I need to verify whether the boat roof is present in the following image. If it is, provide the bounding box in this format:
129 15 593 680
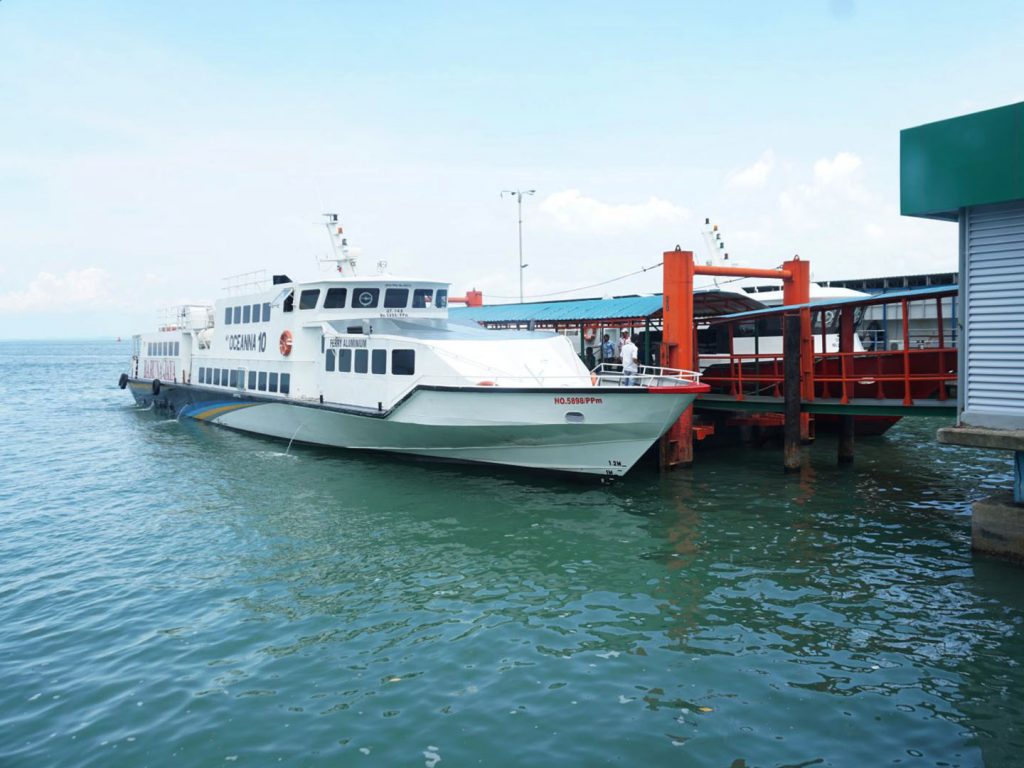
449 289 763 325
707 284 958 324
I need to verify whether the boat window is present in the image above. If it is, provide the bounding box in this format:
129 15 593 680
299 289 320 310
339 349 352 372
213 368 221 386
233 306 242 324
392 350 415 375
435 289 448 308
174 342 179 357
352 288 380 309
372 349 386 374
412 289 433 308
262 302 271 321
269 372 279 393
354 349 368 373
324 287 348 309
248 370 256 389
384 288 409 308
280 373 290 395
229 369 238 388
252 303 261 322
325 349 336 372
225 308 232 325
243 305 251 323
198 366 205 383
258 371 267 391
221 368 229 385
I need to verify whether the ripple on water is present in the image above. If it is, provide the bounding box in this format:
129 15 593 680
0 341 1022 766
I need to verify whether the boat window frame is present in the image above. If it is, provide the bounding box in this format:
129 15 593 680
412 289 433 308
325 349 336 372
435 289 448 308
384 288 409 309
248 370 256 389
339 349 352 372
324 287 348 309
233 306 242 324
225 308 232 326
280 373 290 395
371 349 386 374
299 289 321 311
392 349 415 375
262 302 271 322
352 288 380 310
354 348 368 373
258 371 267 391
269 372 279 393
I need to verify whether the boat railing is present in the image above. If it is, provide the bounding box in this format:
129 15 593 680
387 364 702 398
590 363 703 388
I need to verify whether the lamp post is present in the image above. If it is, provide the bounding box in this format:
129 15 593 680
501 189 535 303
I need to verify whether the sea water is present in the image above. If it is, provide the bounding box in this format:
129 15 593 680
1 340 1022 766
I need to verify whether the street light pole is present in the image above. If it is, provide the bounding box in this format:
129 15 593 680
502 189 535 303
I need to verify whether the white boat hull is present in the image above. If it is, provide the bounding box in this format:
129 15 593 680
129 381 703 477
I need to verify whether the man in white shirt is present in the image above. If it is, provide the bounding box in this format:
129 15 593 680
620 332 639 386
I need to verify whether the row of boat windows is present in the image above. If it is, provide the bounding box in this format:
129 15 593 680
325 348 416 376
198 366 291 394
295 287 448 312
147 342 180 357
224 302 272 326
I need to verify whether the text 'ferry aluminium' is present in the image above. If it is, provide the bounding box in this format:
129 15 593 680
119 216 708 477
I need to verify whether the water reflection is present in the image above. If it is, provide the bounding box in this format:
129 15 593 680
4 340 1024 766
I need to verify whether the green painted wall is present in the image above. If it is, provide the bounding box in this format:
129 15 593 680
901 102 1024 220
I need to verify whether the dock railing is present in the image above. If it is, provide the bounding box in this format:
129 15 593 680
700 347 956 406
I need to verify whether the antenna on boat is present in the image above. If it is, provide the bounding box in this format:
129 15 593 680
700 217 729 287
320 213 358 276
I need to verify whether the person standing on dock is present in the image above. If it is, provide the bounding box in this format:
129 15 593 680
621 332 639 385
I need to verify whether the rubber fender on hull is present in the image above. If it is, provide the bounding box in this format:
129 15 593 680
118 373 128 389
152 379 161 395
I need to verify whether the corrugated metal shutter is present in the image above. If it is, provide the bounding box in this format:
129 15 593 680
963 203 1024 429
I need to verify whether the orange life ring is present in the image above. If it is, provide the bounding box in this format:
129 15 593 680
279 330 293 356
583 325 597 342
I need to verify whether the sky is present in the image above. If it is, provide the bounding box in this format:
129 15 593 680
2 0 1023 338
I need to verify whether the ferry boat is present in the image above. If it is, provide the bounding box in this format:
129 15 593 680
118 216 708 477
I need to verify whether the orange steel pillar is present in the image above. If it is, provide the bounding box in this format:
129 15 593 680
781 258 813 442
660 248 695 468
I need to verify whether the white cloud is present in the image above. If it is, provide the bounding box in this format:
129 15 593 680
539 189 689 234
0 268 110 313
727 150 775 189
813 151 862 185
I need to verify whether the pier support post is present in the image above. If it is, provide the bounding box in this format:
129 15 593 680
659 248 695 469
783 313 803 472
838 416 855 463
837 306 855 464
